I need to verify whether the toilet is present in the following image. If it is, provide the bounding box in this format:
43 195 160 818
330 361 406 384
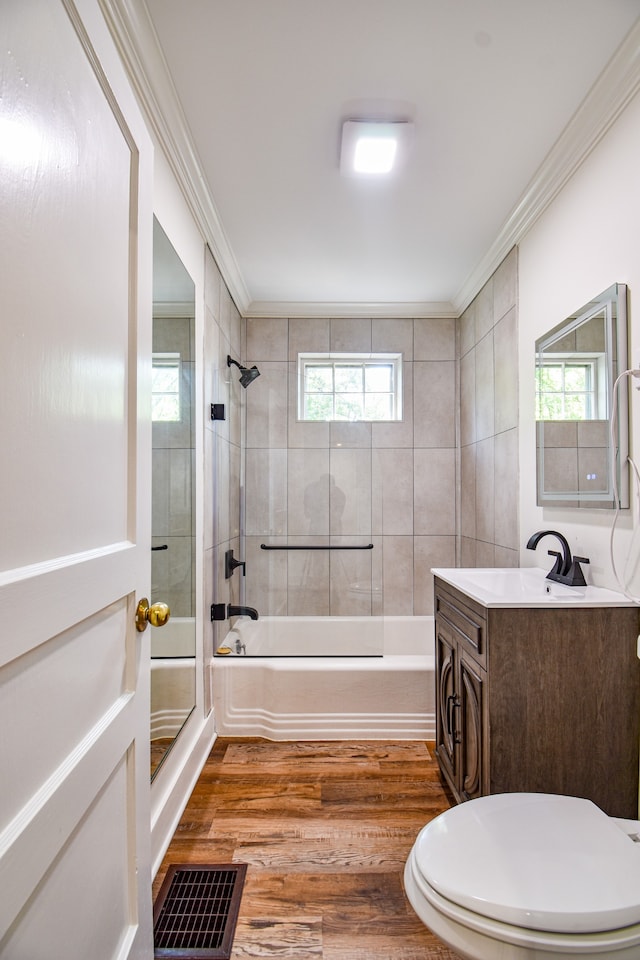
404 792 640 960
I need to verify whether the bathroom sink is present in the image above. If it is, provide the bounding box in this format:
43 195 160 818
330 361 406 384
431 567 634 608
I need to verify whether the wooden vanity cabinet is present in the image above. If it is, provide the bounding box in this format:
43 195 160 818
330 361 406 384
434 577 640 818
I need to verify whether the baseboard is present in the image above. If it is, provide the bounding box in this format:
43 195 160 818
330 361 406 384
150 709 216 877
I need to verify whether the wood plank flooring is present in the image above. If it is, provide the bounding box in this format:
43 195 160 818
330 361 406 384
153 739 463 959
150 737 174 778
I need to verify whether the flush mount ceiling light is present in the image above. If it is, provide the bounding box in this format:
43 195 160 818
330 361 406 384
340 120 413 177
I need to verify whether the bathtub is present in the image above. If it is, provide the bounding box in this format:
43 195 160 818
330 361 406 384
150 616 196 658
212 616 435 740
151 617 196 739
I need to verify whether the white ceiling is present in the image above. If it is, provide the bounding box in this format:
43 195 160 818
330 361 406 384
126 0 640 316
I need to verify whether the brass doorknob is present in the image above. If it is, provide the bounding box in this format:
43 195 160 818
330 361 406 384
135 597 171 632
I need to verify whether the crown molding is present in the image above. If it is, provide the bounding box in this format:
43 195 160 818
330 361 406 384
99 0 251 313
452 16 640 316
152 301 194 319
244 300 456 319
101 1 640 321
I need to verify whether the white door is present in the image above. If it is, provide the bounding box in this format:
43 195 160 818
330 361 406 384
0 1 154 957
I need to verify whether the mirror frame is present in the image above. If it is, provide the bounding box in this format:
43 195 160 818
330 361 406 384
535 282 629 509
150 216 197 781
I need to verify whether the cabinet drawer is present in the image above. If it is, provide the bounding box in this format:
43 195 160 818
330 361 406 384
435 586 486 665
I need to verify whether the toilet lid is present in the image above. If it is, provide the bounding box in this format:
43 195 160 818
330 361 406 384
413 793 640 934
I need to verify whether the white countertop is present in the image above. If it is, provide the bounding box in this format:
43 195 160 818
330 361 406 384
431 567 637 608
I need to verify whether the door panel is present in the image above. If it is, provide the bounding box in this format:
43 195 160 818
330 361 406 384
0 1 153 956
460 653 485 802
1 757 135 960
1 0 133 570
435 625 457 786
0 598 129 826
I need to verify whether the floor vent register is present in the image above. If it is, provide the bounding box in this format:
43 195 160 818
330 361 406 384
153 863 247 959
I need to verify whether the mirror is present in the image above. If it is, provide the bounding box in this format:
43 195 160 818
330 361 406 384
150 217 196 779
535 283 629 509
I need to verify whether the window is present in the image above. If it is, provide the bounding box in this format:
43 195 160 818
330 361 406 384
298 353 402 421
535 358 599 420
152 353 181 422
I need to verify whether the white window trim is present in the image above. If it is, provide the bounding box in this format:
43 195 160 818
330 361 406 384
297 352 403 422
536 352 605 421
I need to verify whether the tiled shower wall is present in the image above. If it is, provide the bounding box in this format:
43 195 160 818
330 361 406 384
458 247 519 565
151 315 195 617
204 245 519 634
243 316 458 616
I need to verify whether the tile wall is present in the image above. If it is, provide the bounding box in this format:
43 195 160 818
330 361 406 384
537 420 609 507
243 316 458 616
204 245 520 633
151 315 195 617
458 247 520 565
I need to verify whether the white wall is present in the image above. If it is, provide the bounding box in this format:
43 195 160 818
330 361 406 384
153 152 205 294
518 90 640 593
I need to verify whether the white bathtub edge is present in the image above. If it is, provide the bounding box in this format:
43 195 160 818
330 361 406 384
213 651 436 741
214 710 435 741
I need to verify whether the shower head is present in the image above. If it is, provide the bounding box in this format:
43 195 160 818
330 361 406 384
227 355 261 388
239 365 260 388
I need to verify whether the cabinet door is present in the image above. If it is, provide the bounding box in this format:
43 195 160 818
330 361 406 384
459 652 486 802
435 622 458 790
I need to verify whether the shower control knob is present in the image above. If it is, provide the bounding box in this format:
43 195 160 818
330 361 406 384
135 597 171 632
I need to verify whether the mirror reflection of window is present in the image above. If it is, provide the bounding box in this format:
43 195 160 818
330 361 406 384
536 358 600 420
152 352 181 422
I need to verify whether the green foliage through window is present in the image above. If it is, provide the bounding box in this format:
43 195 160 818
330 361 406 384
536 360 596 420
152 353 181 422
299 354 402 421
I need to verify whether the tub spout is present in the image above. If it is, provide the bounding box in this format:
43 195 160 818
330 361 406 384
227 604 259 621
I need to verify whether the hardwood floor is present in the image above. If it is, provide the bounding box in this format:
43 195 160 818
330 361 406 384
153 739 463 959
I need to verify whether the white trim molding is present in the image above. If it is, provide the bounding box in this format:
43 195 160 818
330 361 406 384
99 0 251 313
152 301 195 319
244 299 457 319
101 2 640 320
453 17 640 315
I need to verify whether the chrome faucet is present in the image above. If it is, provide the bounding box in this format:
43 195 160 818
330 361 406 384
227 603 259 620
526 530 590 587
